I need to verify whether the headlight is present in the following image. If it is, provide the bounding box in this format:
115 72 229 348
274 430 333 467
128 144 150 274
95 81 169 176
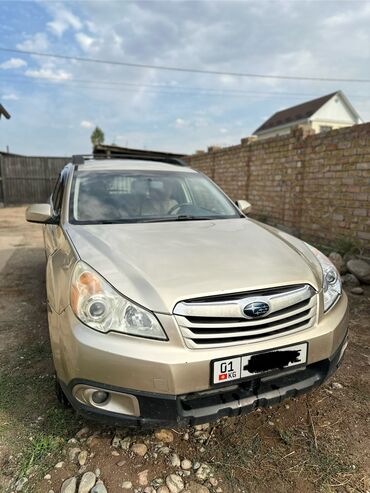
305 244 342 312
70 261 167 340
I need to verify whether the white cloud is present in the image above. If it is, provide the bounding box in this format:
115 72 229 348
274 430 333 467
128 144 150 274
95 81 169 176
17 32 49 51
323 3 370 27
80 120 95 129
0 58 27 69
25 67 72 81
174 118 187 128
75 32 95 51
219 128 228 134
4 1 370 156
47 7 82 36
2 93 19 101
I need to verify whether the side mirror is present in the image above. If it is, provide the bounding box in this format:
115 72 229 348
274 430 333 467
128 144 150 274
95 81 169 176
236 199 252 215
25 203 54 224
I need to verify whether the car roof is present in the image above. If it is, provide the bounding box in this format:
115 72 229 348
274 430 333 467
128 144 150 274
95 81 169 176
76 159 197 173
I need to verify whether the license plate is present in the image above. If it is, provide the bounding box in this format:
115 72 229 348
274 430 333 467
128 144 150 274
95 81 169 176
211 342 308 385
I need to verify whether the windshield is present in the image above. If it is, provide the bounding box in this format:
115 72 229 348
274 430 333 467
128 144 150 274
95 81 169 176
70 170 241 224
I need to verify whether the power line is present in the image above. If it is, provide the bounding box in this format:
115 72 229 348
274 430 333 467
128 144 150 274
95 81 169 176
0 74 368 102
1 47 370 83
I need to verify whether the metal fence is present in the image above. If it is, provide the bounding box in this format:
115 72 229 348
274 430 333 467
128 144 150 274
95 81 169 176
0 154 71 205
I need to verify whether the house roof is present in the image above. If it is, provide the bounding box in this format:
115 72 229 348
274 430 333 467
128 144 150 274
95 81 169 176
254 92 338 134
0 104 11 119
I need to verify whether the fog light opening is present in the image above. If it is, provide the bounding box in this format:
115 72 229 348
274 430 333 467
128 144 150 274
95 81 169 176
92 390 109 404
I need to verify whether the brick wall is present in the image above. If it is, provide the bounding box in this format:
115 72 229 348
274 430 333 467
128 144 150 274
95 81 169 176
186 123 370 248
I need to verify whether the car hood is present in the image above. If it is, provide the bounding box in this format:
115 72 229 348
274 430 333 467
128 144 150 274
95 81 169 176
65 218 322 313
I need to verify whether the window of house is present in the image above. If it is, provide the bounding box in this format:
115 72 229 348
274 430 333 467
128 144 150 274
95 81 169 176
319 125 332 133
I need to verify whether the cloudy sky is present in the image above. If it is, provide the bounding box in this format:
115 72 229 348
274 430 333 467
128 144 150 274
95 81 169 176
0 0 369 156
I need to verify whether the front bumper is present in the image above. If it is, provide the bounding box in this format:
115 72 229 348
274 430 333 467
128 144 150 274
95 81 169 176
60 329 348 427
52 292 349 427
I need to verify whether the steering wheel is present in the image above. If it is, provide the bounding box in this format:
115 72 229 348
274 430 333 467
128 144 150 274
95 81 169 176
167 203 190 215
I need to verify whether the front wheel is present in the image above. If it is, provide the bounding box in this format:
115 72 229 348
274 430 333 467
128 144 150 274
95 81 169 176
55 376 71 408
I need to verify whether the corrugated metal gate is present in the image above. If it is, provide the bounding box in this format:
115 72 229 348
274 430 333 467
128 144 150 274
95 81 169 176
0 154 70 205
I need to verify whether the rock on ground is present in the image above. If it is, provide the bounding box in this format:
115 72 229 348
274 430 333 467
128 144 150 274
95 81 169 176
166 474 184 493
181 459 192 470
122 481 133 489
185 481 210 493
91 481 107 493
68 448 81 462
351 286 364 295
78 472 96 493
195 464 212 481
78 450 88 466
157 487 170 493
76 427 89 439
194 423 210 431
329 252 345 274
170 453 181 467
347 259 370 284
61 477 77 493
15 478 28 492
121 437 132 450
138 469 149 486
341 273 360 287
155 429 174 443
131 443 148 456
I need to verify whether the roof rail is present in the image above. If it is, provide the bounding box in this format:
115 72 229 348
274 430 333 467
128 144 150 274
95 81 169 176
72 154 90 165
95 152 187 166
72 152 187 167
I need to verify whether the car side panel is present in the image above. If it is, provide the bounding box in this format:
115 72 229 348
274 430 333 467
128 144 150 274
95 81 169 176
46 227 77 314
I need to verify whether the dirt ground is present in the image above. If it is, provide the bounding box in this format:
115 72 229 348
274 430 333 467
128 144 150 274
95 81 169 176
0 206 369 493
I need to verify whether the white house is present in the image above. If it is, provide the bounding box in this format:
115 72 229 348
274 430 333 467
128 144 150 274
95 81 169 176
253 91 363 140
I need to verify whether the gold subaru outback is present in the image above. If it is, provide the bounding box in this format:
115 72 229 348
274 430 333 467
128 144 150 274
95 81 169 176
26 154 348 427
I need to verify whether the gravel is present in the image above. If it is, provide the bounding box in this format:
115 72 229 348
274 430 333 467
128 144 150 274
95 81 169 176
181 459 192 470
165 474 185 493
78 472 96 493
60 477 77 493
122 481 133 489
195 464 212 481
170 453 181 467
155 430 174 443
131 443 148 457
78 450 88 466
91 481 107 493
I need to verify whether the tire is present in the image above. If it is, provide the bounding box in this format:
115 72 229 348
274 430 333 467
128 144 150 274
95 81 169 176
55 376 71 408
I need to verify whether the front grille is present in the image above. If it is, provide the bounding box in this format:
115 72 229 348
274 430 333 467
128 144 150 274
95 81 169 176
173 284 317 349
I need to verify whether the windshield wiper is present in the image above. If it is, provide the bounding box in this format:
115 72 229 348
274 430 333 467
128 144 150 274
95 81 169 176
86 216 228 225
140 215 219 223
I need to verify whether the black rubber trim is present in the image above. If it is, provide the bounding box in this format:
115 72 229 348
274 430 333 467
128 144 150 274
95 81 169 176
60 331 347 428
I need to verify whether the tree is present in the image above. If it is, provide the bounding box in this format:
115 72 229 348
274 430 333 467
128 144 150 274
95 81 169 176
90 126 105 147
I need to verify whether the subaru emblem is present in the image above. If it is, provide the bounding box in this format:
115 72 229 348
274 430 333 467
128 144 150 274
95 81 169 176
244 301 270 318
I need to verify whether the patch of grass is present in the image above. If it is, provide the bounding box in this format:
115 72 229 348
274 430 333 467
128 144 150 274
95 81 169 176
277 428 293 446
332 237 361 258
0 371 52 416
17 432 64 479
19 341 51 363
0 339 80 490
308 445 351 489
